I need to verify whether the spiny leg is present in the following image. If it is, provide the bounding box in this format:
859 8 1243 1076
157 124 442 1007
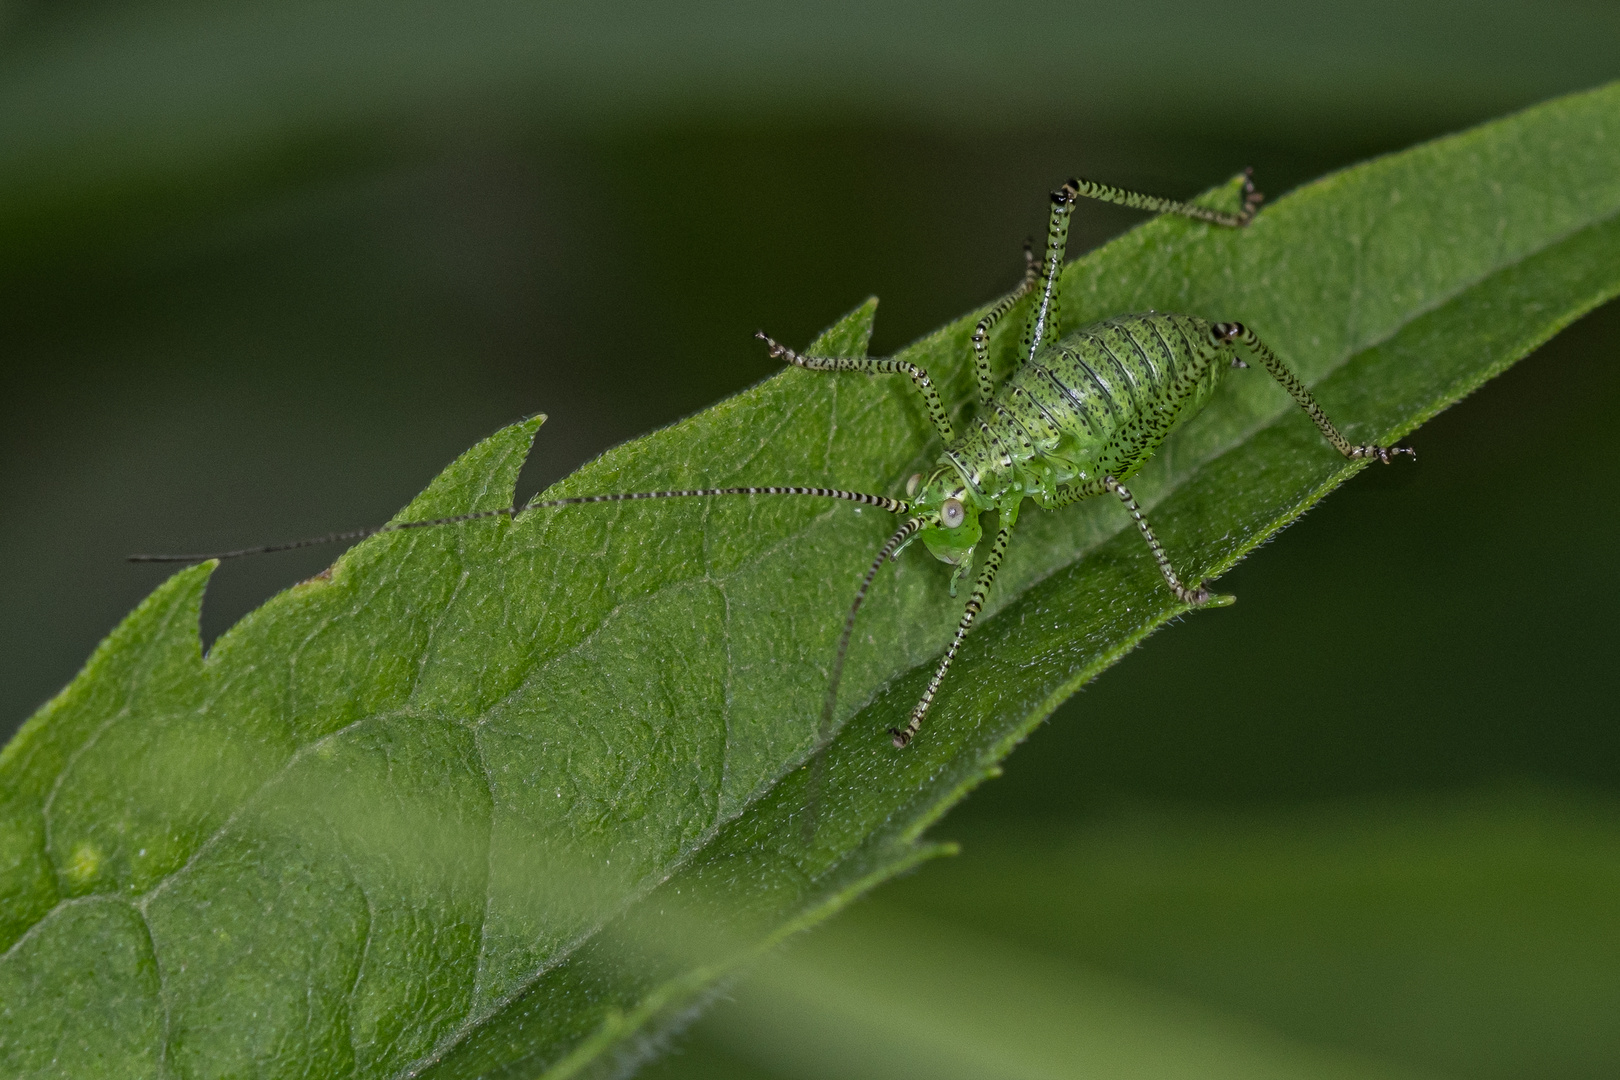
1018 182 1077 367
1214 322 1415 463
1007 170 1260 385
971 241 1038 406
891 522 1014 748
1046 476 1211 605
757 332 956 444
1071 169 1264 228
1104 476 1210 605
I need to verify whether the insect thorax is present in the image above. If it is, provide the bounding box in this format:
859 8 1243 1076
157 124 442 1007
941 312 1228 505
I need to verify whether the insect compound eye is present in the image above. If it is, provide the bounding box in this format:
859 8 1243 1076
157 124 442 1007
941 498 965 529
906 473 923 498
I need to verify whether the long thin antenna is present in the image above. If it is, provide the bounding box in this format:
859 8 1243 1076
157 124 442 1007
128 486 911 564
819 516 927 737
801 514 928 845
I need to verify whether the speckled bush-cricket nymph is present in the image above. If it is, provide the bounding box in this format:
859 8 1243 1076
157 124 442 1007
135 171 1413 749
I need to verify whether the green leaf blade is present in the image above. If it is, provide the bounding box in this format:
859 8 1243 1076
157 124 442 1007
5 83 1620 1077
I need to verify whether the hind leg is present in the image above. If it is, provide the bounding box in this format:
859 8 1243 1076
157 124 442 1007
1214 322 1415 463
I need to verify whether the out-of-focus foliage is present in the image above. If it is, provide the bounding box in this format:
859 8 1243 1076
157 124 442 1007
653 789 1620 1080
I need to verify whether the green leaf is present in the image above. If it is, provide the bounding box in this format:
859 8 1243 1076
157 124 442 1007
4 83 1619 1077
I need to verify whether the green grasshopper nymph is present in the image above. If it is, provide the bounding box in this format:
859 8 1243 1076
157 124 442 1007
134 171 1412 749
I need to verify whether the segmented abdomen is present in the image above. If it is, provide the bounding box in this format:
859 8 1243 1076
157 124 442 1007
944 312 1225 499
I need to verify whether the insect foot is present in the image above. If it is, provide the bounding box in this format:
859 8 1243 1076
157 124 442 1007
755 330 790 359
1176 583 1236 608
1350 444 1417 464
1179 582 1213 605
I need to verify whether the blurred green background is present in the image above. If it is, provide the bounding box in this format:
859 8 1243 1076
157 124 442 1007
2 3 1618 1078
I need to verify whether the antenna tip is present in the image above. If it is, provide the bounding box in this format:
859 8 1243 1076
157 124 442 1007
126 553 217 566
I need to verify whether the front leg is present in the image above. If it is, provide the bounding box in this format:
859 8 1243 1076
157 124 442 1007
757 332 956 444
892 521 1015 748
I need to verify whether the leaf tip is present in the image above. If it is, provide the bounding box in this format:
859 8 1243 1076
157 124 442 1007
810 297 880 358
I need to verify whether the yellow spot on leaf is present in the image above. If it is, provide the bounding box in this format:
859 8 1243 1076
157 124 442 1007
66 842 101 884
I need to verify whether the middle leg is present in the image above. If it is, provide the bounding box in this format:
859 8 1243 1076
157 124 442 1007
1105 476 1209 605
1047 476 1210 605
